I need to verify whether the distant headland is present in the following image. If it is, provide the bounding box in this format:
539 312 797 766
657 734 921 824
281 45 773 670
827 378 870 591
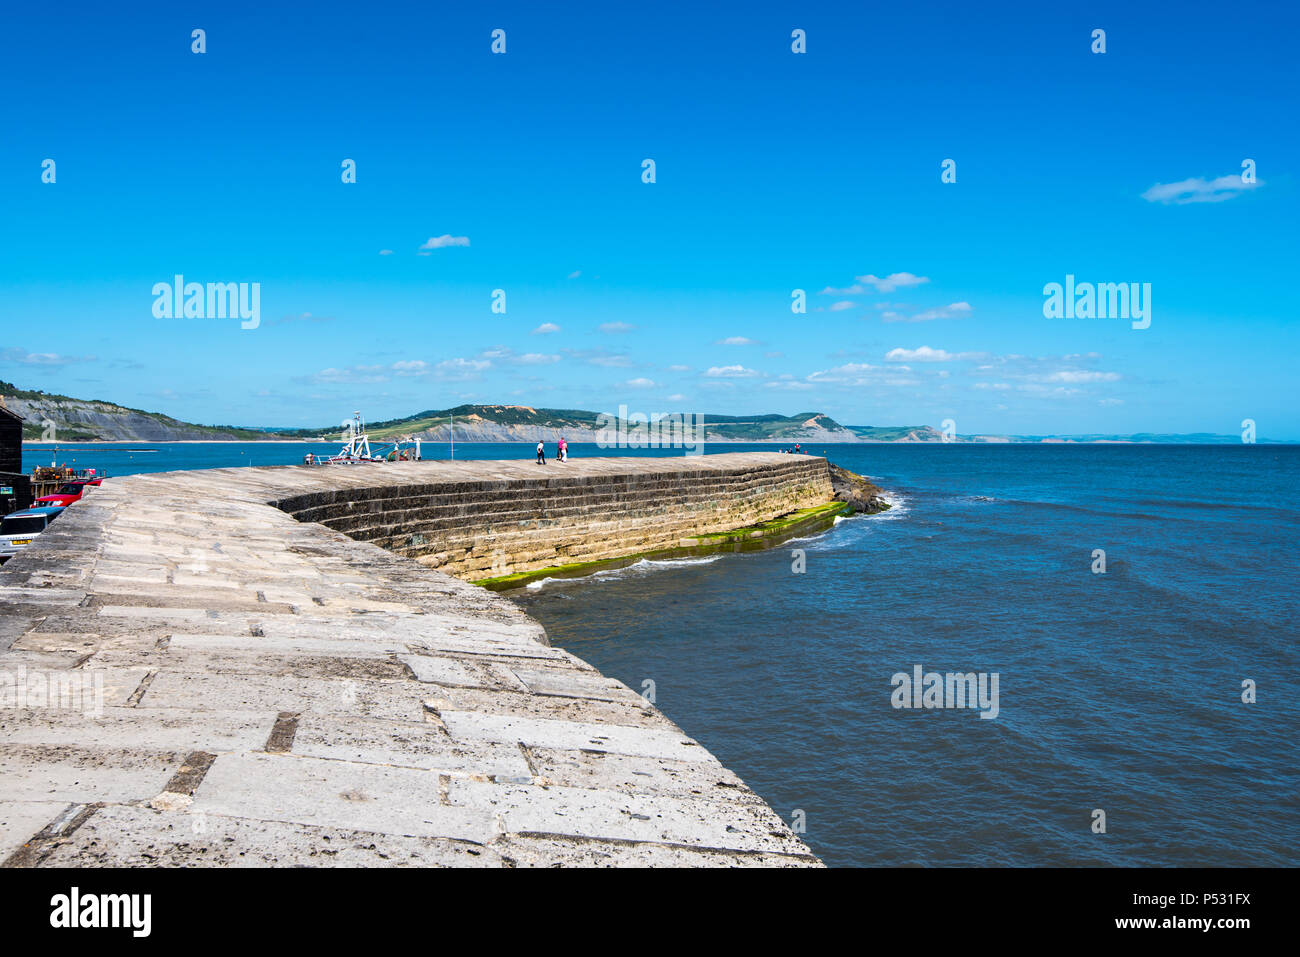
2 382 1279 445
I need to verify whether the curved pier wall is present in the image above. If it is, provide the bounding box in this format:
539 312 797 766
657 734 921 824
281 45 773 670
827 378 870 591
0 456 821 866
273 454 833 580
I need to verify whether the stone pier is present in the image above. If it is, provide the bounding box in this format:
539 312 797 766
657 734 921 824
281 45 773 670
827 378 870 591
276 451 834 581
0 453 826 867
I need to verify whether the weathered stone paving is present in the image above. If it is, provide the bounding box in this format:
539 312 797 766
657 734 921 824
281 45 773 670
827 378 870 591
0 454 821 867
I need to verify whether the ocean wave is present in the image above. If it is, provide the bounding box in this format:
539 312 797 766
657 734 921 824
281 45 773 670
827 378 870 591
824 489 911 527
524 577 563 591
937 493 998 509
525 554 724 590
805 493 911 552
869 489 910 520
629 555 725 569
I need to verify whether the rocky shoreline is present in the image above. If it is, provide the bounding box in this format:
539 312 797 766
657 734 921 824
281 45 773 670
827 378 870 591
828 463 892 514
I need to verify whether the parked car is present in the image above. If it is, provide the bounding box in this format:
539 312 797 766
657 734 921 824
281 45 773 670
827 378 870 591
0 506 66 563
34 477 102 508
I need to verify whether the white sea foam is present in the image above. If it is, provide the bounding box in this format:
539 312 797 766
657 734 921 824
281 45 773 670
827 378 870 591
827 489 910 525
946 493 997 508
626 555 724 569
871 489 909 520
786 526 835 545
525 554 724 590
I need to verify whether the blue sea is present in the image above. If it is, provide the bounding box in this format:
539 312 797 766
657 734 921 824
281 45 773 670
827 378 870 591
23 441 1299 866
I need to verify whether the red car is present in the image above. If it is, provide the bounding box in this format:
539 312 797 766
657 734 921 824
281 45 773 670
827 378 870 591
34 477 103 508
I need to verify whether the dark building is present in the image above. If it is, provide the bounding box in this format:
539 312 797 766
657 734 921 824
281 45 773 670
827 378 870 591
0 403 31 513
0 474 32 515
0 403 21 475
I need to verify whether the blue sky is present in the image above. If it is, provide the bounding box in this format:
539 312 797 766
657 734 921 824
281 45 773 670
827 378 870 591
1 1 1296 437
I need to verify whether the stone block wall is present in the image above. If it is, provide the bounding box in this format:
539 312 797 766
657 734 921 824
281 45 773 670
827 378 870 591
274 456 833 580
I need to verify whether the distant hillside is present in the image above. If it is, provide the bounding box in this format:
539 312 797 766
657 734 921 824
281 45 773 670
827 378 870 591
5 383 1266 444
280 405 948 444
4 384 940 443
0 381 272 442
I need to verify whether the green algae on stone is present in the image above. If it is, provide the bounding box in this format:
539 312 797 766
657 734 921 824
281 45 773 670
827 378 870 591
473 500 853 591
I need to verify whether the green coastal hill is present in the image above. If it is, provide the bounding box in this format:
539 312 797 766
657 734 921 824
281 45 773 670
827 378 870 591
276 406 942 444
3 382 1271 444
3 383 937 443
0 381 271 441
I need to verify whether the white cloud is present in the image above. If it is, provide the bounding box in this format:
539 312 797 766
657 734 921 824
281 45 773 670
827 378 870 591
417 234 470 252
306 364 391 385
966 353 1124 398
1141 174 1261 205
567 270 582 278
829 301 856 312
624 377 657 389
806 362 918 387
704 364 759 378
379 249 394 256
884 346 971 362
1016 384 1084 398
807 362 877 382
531 323 561 335
765 379 813 390
600 321 635 334
561 347 634 368
479 347 560 366
716 336 757 345
892 302 972 322
1 347 95 366
1042 370 1120 383
435 358 489 380
820 272 930 296
587 353 632 368
666 393 686 402
858 272 930 293
667 364 691 372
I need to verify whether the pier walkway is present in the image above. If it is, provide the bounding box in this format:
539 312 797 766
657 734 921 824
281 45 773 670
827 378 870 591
0 455 821 867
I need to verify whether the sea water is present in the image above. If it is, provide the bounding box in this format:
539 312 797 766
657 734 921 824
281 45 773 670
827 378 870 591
24 441 1298 865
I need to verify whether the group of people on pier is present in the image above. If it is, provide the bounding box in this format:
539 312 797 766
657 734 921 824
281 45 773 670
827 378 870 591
535 437 567 464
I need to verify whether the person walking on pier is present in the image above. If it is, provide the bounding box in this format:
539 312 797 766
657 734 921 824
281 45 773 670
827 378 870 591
558 436 568 462
536 440 546 465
